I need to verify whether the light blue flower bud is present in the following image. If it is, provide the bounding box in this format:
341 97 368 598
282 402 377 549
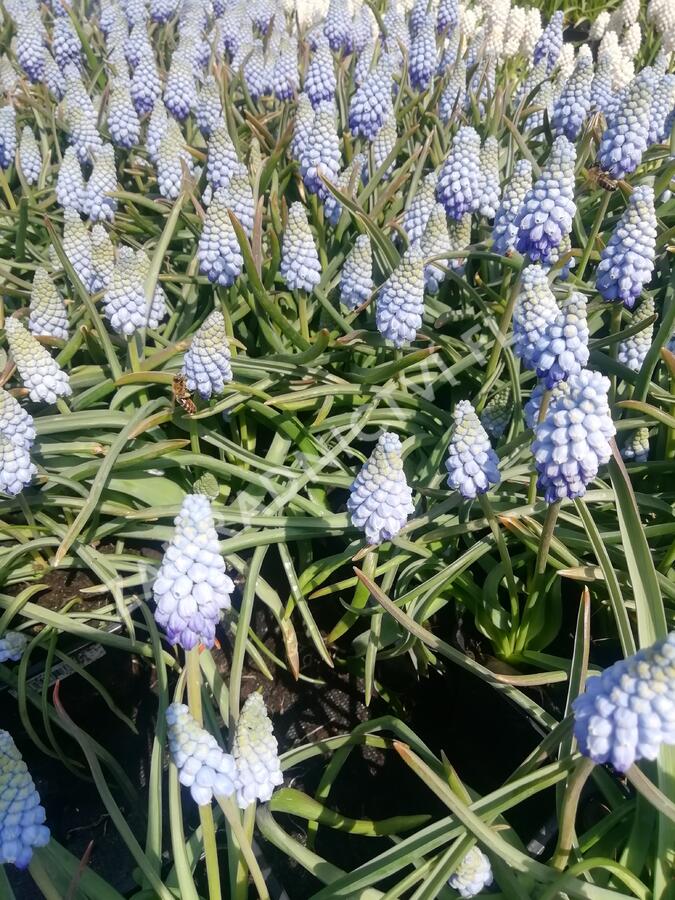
621 427 650 462
29 268 68 341
340 234 373 310
0 730 50 867
166 703 237 805
597 70 652 179
573 632 675 772
153 494 234 649
0 387 36 451
376 242 425 347
349 56 393 140
436 126 482 221
87 144 118 223
478 137 500 220
198 188 244 287
445 400 500 499
617 297 655 372
532 369 615 503
233 693 283 808
0 632 27 663
448 847 494 898
19 127 41 185
347 432 415 544
514 135 576 265
491 159 532 256
183 309 233 399
280 202 322 292
596 185 657 309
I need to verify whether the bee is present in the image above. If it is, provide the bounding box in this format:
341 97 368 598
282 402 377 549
172 373 196 415
587 164 619 192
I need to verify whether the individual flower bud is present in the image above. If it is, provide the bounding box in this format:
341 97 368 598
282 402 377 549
597 70 652 179
304 42 336 106
165 703 237 806
206 123 241 191
477 137 500 221
279 202 322 292
552 45 593 141
232 693 283 808
0 387 36 450
376 242 425 347
29 268 68 341
438 66 466 124
448 847 494 898
197 187 244 287
0 106 16 169
182 309 233 399
596 184 656 309
617 296 655 372
621 427 650 462
491 158 532 256
403 171 438 244
436 0 458 33
300 100 341 201
18 127 41 185
131 52 162 116
409 19 436 92
436 126 482 221
156 118 193 200
146 101 168 163
63 208 94 292
573 632 675 772
0 631 28 663
107 76 141 150
445 400 500 499
323 0 353 53
348 55 393 140
90 224 115 293
4 318 71 405
532 11 563 73
480 386 511 441
153 494 234 649
87 143 118 223
340 233 373 310
372 115 397 180
52 15 81 69
196 77 223 137
291 92 315 162
420 203 451 294
347 432 415 544
514 135 576 265
164 55 198 121
532 368 615 502
0 730 50 867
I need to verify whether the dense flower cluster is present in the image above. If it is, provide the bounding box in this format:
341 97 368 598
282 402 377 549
166 703 237 805
376 243 425 347
182 310 233 399
0 730 50 868
448 847 494 898
445 401 501 499
0 631 27 663
232 693 284 808
280 202 322 292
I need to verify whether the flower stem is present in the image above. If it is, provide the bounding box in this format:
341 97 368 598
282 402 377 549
550 756 596 870
485 269 520 382
216 794 270 900
575 191 610 283
478 493 519 630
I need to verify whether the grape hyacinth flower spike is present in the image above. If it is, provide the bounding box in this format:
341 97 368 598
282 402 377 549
409 19 436 92
0 730 50 868
514 135 576 265
206 124 241 192
0 106 17 170
617 297 655 372
536 291 590 387
347 432 415 545
420 203 451 294
480 386 511 441
182 309 233 399
29 268 69 341
512 265 560 373
0 387 36 451
156 118 193 200
0 631 28 663
87 144 118 223
436 126 482 221
90 224 115 293
340 234 373 310
448 847 494 898
551 44 594 141
478 136 500 221
0 434 37 497
19 127 41 185
279 202 322 293
376 242 425 347
232 693 283 808
491 159 532 257
63 208 94 292
621 427 650 462
403 170 438 244
573 632 675 772
304 42 336 107
348 56 393 141
166 703 237 805
153 494 234 650
596 184 656 309
197 187 244 287
532 369 615 503
532 10 563 73
4 318 71 405
445 401 501 500
103 246 149 336
597 70 652 179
